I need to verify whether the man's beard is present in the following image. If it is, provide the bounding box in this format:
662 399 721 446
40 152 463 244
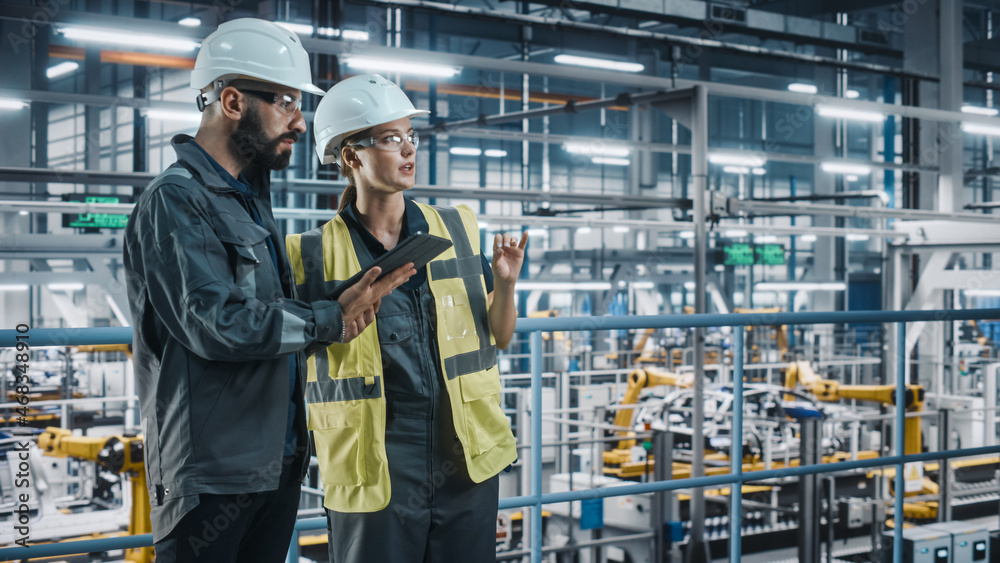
230 103 298 171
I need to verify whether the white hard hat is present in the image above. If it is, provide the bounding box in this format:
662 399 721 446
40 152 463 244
313 74 430 165
191 18 325 110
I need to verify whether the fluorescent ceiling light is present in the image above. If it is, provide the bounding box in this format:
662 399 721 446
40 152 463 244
275 22 314 35
714 265 726 272
59 26 199 51
964 289 1000 297
592 156 630 166
684 281 695 290
756 282 846 291
723 166 751 174
553 54 644 73
815 104 885 123
340 29 370 41
178 17 201 27
47 283 85 291
752 167 767 176
788 83 817 94
478 222 490 230
679 231 695 239
484 149 507 158
708 151 767 167
0 284 29 291
961 122 1000 137
47 61 79 79
845 174 859 182
143 109 202 123
576 226 592 235
632 281 655 289
18 210 29 216
613 225 630 233
344 57 460 78
563 143 630 157
517 281 612 291
846 233 870 241
845 90 860 99
526 228 549 238
754 235 778 243
800 234 817 242
962 105 999 117
449 147 481 156
0 98 29 110
821 161 871 175
725 230 749 238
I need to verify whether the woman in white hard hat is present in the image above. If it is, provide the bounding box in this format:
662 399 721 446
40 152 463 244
286 74 526 562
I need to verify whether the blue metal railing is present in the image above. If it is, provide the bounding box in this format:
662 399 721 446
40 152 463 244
3 308 1000 563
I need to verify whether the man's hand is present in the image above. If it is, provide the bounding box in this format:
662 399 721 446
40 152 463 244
337 263 416 342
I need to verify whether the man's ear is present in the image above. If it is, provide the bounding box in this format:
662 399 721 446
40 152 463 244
218 86 246 121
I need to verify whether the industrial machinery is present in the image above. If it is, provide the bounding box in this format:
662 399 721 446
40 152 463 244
37 427 151 563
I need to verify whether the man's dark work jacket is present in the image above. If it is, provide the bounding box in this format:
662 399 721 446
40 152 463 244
123 134 343 541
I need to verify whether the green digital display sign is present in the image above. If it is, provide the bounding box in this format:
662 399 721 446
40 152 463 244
62 195 130 229
755 244 786 265
723 243 754 266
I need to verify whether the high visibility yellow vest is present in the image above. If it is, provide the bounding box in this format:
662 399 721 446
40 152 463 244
286 203 517 513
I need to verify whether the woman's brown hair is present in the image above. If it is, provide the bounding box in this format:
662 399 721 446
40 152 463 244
336 128 373 214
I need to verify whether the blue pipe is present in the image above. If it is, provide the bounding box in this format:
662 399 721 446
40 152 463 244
730 327 744 561
894 323 905 563
530 330 543 563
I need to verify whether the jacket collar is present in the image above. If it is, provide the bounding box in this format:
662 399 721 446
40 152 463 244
170 134 271 199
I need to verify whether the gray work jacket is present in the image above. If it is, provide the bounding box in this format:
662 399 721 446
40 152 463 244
123 134 343 540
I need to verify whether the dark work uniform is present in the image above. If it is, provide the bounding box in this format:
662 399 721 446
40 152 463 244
326 198 500 563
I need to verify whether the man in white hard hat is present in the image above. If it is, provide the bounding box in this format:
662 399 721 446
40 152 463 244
123 20 414 562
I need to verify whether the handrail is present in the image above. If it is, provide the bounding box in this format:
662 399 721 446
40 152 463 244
2 308 999 562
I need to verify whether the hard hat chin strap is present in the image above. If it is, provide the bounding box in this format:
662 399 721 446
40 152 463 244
196 79 229 112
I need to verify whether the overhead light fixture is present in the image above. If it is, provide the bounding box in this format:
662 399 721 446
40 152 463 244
18 210 29 216
563 142 630 158
725 230 749 238
961 122 1000 137
964 289 1000 297
58 26 200 51
754 235 778 243
178 17 201 27
815 104 885 123
592 156 630 166
788 83 818 94
632 281 655 289
275 22 314 35
756 281 846 291
723 166 751 175
526 228 549 238
479 222 490 230
821 161 872 175
143 108 202 123
845 90 860 99
0 284 29 291
517 281 612 291
47 61 79 79
613 225 631 233
752 167 767 176
0 98 29 110
344 57 460 78
845 174 859 182
553 54 644 73
708 151 767 167
484 149 507 158
576 226 592 235
684 281 696 290
800 234 817 242
714 265 726 272
679 231 695 239
962 105 999 117
315 28 370 40
47 283 85 291
846 233 870 241
449 147 481 156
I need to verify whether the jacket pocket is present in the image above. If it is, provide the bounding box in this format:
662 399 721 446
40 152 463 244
458 369 510 456
310 400 370 487
216 220 272 294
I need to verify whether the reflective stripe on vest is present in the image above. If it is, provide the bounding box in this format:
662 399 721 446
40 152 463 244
285 203 517 513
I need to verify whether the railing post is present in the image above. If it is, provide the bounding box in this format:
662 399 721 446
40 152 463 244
286 529 298 563
894 322 906 563
530 330 543 563
729 327 744 561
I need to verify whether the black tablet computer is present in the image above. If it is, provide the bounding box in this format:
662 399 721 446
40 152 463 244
329 232 453 300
